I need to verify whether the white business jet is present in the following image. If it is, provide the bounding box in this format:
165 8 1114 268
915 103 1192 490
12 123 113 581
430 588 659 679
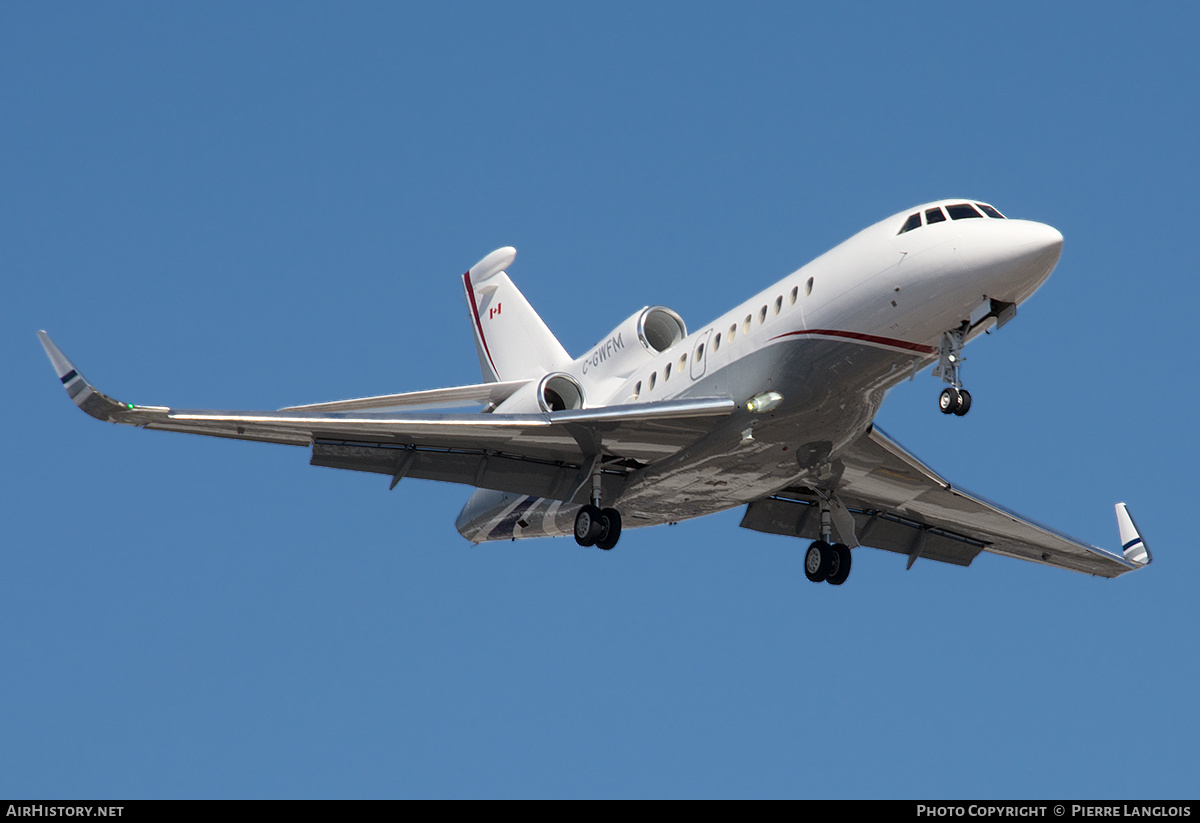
39 199 1151 585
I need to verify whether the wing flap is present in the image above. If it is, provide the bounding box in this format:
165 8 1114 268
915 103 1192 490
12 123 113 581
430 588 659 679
741 496 984 567
310 441 616 502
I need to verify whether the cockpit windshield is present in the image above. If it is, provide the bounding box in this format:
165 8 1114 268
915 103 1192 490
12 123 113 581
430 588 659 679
946 203 982 220
898 202 1006 234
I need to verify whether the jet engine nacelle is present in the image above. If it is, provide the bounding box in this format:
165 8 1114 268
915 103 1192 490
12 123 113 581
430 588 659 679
493 305 686 413
575 306 687 381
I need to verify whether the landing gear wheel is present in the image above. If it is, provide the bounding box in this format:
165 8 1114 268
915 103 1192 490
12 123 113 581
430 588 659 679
596 508 622 551
804 541 834 583
939 387 961 415
574 504 603 547
826 543 852 585
953 388 972 417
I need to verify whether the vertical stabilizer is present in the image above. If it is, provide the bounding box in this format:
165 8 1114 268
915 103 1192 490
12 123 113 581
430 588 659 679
462 247 571 382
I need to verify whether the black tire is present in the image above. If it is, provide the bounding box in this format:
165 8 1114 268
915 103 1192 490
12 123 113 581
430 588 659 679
596 508 622 550
939 387 961 415
804 541 833 583
953 388 972 416
574 505 603 547
826 543 852 585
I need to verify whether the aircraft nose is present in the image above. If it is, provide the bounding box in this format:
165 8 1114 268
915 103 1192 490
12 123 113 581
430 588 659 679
1023 220 1064 258
984 219 1063 302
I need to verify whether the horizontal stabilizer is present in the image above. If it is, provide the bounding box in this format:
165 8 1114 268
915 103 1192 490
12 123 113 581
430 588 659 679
282 379 532 413
1116 503 1151 565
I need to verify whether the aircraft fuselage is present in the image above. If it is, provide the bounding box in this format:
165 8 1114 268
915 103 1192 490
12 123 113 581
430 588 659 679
456 200 1064 542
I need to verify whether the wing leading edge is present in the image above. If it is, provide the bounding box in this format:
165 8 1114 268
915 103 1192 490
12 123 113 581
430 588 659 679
38 332 736 495
741 425 1151 578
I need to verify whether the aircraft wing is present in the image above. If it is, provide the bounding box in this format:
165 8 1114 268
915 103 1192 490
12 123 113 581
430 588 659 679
39 331 736 500
741 425 1150 578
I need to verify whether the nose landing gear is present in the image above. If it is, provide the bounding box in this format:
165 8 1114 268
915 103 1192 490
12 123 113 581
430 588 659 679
939 386 972 416
933 328 972 416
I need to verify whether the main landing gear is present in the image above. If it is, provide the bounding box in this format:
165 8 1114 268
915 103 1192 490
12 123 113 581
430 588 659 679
574 504 622 550
804 540 852 585
933 328 971 416
804 496 852 585
574 458 622 550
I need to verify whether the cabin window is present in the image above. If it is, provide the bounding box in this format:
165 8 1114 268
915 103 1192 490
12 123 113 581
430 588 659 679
977 203 1006 219
898 212 922 234
729 324 737 342
664 362 671 380
925 207 946 224
774 296 783 315
789 286 798 305
759 305 767 324
696 343 704 361
679 353 687 373
947 203 982 220
743 315 752 334
806 277 814 296
649 372 657 390
634 381 642 398
712 333 721 352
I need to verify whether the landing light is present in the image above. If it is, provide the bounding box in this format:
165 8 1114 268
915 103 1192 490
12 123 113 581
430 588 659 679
746 391 783 413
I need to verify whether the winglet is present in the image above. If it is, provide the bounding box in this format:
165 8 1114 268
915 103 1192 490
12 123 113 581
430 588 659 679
36 331 138 422
38 329 79 380
1116 503 1151 566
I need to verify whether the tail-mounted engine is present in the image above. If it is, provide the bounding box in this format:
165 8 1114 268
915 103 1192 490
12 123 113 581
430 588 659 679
537 372 586 412
577 306 687 379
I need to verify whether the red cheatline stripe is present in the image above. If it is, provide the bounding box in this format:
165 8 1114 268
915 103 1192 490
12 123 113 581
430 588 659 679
463 271 500 378
770 328 937 355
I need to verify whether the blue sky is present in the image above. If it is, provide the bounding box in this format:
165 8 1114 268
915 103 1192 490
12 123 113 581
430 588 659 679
4 3 1198 799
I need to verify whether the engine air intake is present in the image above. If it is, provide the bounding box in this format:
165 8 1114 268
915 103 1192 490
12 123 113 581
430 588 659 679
538 373 585 412
638 307 687 354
